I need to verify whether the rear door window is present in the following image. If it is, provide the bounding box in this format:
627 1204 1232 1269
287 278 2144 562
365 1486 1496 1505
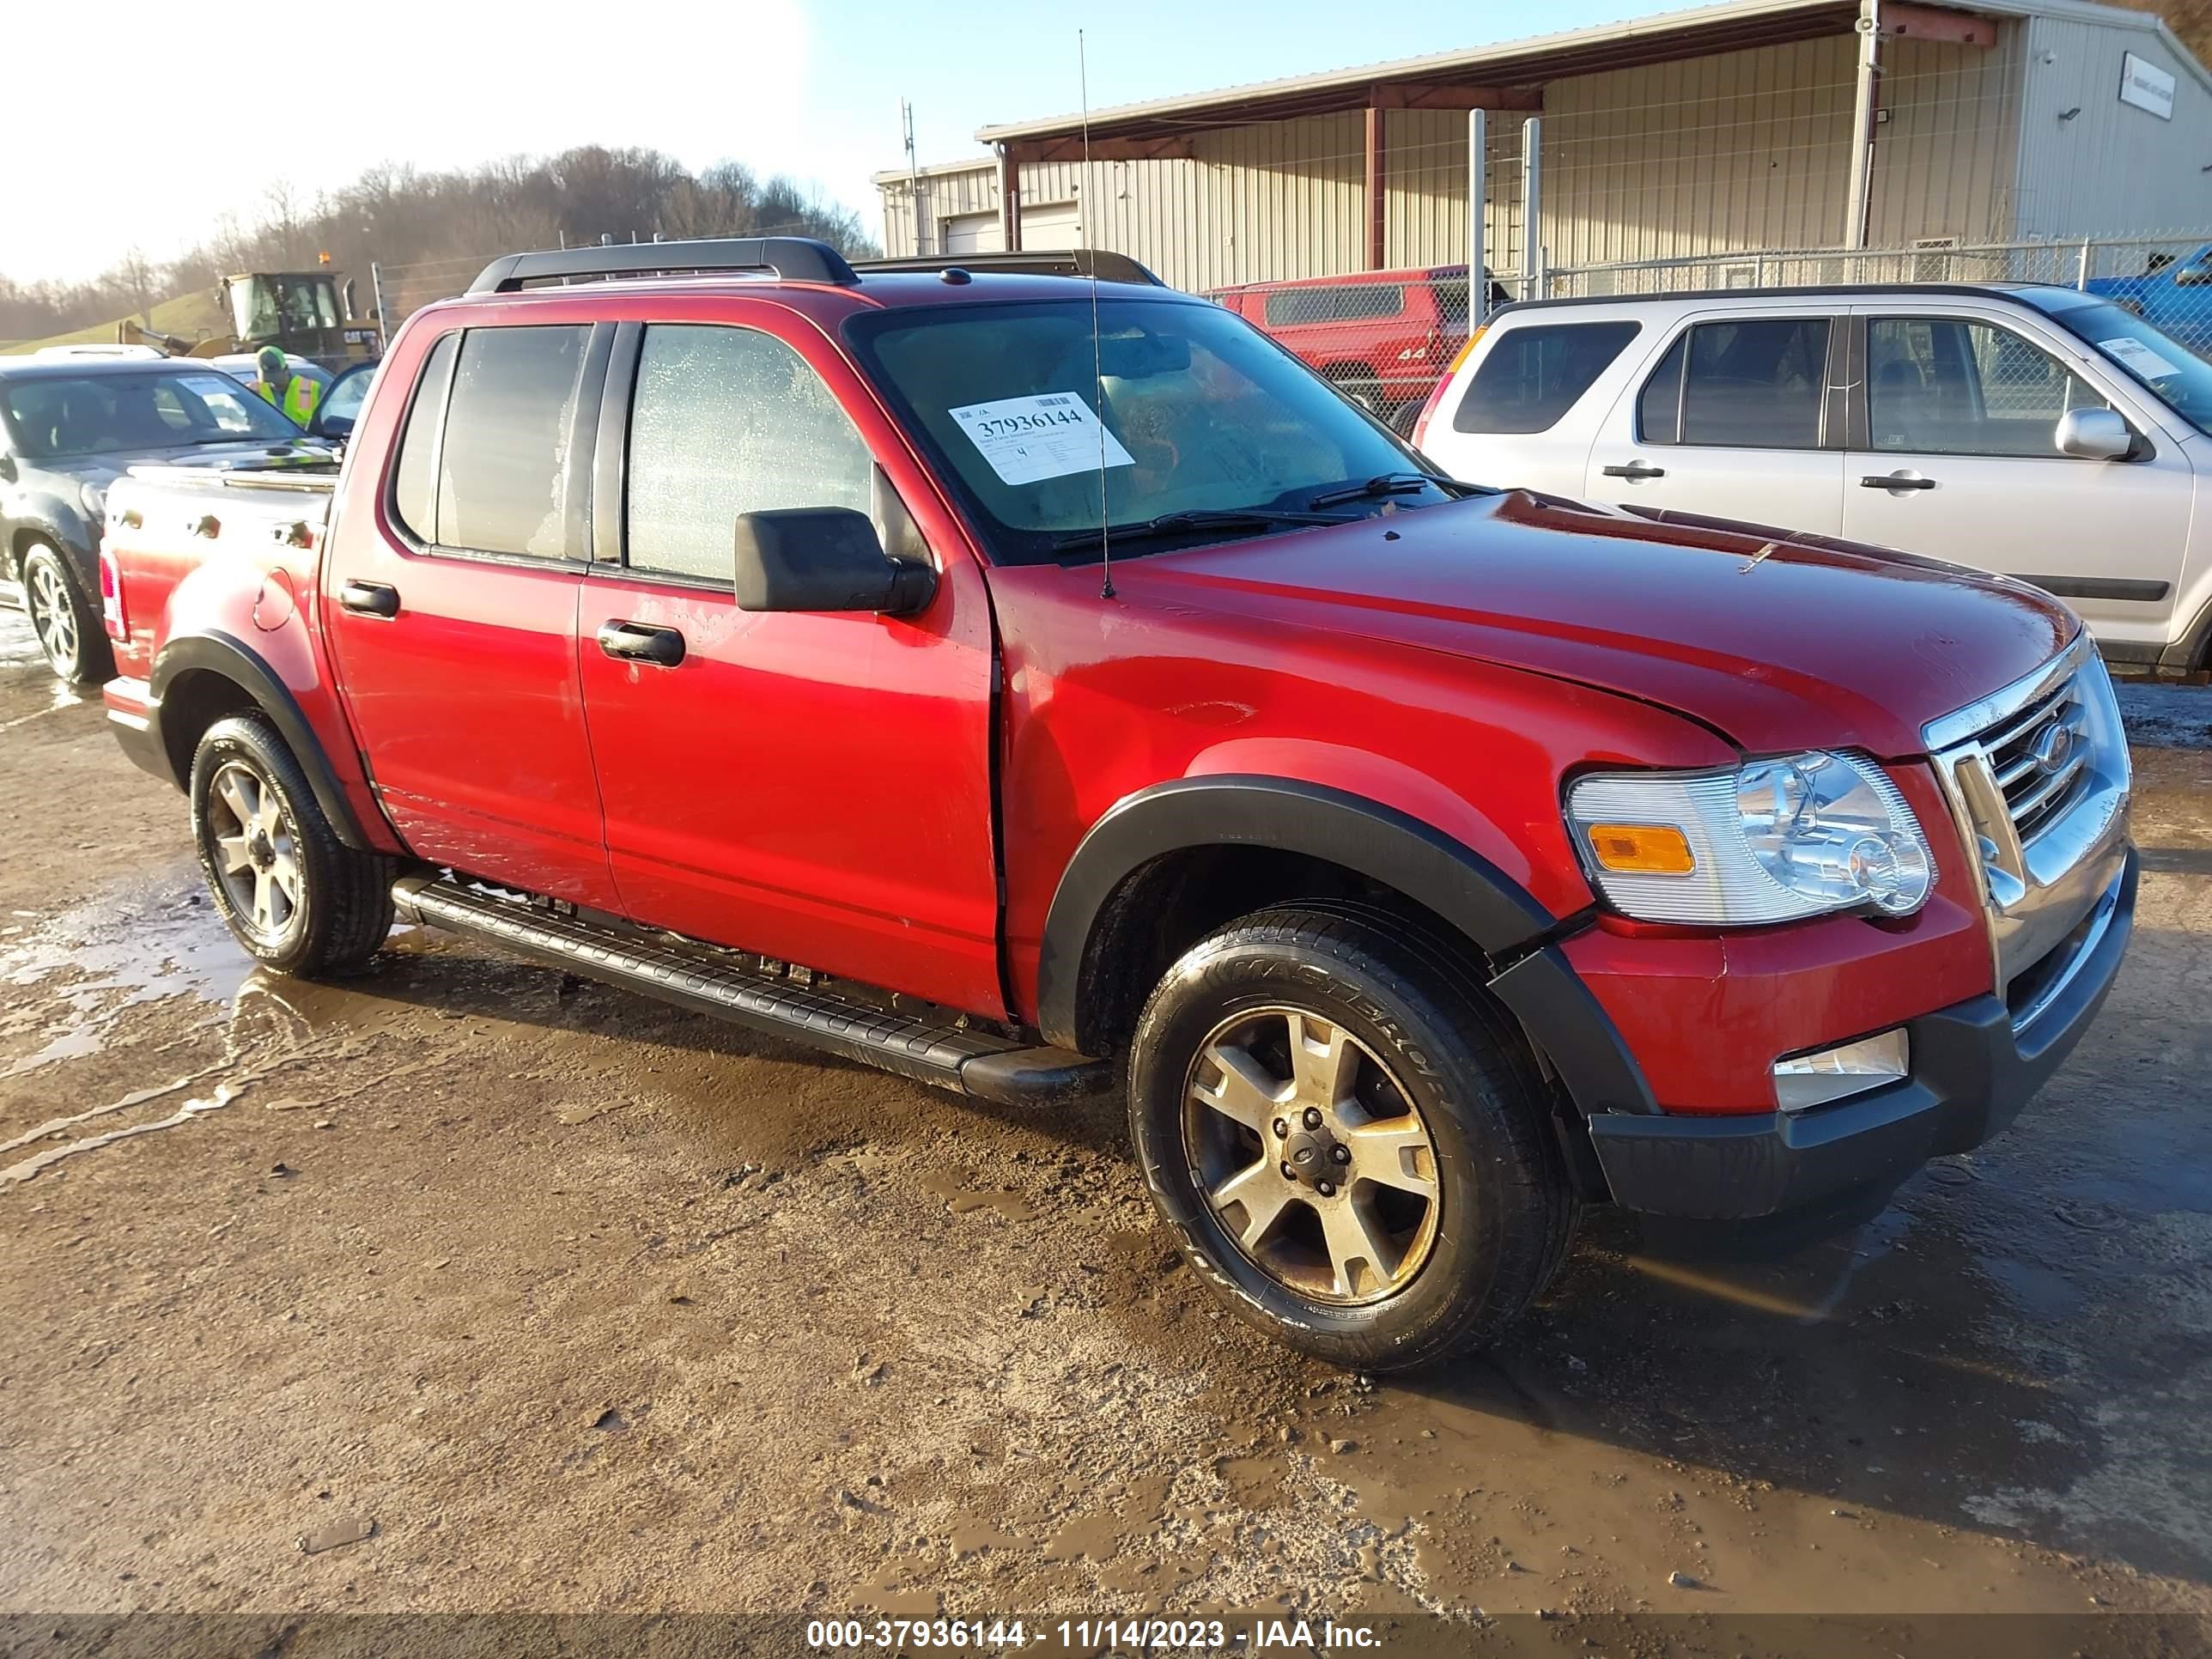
1638 316 1832 448
434 325 590 558
1452 320 1640 434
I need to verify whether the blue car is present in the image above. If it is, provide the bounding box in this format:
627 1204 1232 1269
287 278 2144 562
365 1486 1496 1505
2085 245 2212 358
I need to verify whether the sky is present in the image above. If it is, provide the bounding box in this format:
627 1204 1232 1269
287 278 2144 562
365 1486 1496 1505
1 0 1677 285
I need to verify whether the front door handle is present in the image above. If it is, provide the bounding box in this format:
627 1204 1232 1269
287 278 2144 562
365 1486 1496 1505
597 620 686 667
339 579 399 617
1861 471 1938 491
1601 460 1667 481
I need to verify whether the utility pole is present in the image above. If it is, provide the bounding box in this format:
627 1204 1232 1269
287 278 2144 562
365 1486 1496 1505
1844 0 1882 250
902 100 927 256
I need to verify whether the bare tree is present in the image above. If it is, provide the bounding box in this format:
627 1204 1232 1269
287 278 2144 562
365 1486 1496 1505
6 149 880 343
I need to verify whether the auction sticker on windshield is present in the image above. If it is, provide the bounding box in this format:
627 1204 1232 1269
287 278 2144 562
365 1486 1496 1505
950 392 1134 487
2100 337 2183 380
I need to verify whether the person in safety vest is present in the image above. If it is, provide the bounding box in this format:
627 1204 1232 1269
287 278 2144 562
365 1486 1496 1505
250 347 320 426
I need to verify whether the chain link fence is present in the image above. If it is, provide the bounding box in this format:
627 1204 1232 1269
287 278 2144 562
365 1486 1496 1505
1541 233 2212 358
1202 269 1487 435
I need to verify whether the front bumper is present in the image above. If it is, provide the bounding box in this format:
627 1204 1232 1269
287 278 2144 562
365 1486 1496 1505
1586 851 2136 1220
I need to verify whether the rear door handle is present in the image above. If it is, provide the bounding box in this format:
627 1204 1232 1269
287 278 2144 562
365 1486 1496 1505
1601 460 1667 481
1861 471 1938 491
596 620 686 667
339 580 399 617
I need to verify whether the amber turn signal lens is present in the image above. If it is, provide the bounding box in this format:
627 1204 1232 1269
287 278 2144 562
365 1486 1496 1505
1585 823 1695 875
1441 325 1487 377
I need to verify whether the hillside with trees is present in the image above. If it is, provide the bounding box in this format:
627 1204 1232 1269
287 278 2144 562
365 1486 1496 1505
0 147 874 346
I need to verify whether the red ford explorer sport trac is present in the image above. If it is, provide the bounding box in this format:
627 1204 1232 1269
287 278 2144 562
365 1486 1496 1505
98 239 2134 1371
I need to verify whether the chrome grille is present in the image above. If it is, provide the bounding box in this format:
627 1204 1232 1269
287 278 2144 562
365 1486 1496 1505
1976 676 2092 847
1923 634 2131 1001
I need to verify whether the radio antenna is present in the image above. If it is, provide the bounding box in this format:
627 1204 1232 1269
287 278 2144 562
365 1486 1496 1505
1079 28 1115 600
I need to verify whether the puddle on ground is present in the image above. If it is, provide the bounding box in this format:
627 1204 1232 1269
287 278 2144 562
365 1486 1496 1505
0 860 255 1078
0 1083 238 1186
0 603 48 672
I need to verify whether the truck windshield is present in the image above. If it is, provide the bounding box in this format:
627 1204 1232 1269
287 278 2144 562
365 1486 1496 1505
231 276 341 341
843 297 1459 564
3 369 303 459
2041 300 2212 434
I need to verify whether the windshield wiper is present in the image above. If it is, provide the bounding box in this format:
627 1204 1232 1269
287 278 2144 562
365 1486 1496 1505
1304 471 1486 510
1049 507 1353 554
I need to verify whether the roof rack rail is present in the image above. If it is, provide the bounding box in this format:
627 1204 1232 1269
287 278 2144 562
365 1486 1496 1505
468 236 860 295
854 250 1166 288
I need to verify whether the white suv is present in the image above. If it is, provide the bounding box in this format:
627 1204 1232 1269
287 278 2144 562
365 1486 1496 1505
1413 285 2212 673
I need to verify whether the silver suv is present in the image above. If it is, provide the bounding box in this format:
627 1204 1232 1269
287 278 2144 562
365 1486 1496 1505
1414 284 2212 674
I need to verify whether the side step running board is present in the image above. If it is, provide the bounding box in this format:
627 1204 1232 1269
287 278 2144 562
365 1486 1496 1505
392 877 1107 1106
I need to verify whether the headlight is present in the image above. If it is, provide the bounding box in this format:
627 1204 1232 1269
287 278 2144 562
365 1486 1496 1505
1565 751 1933 925
79 482 107 524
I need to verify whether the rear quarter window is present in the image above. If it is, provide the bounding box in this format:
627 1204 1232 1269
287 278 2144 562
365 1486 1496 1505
1264 284 1405 327
1451 320 1641 434
391 332 459 544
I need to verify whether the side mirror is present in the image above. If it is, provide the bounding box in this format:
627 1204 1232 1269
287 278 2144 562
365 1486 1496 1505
2056 407 2133 462
733 507 937 615
2172 264 2212 287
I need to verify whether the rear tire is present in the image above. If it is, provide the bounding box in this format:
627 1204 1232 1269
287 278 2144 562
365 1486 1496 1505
190 714 395 977
1127 904 1577 1371
22 543 110 685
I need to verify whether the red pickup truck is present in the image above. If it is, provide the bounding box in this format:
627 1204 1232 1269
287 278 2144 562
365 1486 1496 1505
99 238 2135 1370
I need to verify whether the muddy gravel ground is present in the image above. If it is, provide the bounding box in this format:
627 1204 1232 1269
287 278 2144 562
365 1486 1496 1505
2 605 2209 1645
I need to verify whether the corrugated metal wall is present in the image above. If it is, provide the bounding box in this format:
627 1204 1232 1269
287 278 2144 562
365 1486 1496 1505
878 162 1079 258
2011 17 2212 237
1866 33 2026 244
878 16 2209 285
1541 37 1856 265
1540 33 2021 267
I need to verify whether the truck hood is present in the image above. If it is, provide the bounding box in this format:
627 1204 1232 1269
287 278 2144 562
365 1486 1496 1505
1118 490 2074 757
72 437 338 492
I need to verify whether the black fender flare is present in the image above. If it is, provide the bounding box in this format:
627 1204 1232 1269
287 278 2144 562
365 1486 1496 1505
149 629 375 851
1036 775 1658 1119
7 499 96 582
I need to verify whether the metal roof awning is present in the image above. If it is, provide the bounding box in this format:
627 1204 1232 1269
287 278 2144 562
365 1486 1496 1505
976 0 2014 158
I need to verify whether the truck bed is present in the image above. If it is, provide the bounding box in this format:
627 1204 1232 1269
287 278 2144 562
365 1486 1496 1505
103 465 341 684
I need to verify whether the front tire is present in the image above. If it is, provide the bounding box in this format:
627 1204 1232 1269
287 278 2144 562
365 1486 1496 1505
190 714 395 977
22 543 110 685
1128 905 1577 1371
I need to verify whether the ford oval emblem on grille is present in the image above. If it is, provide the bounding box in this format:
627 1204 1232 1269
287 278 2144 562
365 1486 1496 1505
2029 720 2076 779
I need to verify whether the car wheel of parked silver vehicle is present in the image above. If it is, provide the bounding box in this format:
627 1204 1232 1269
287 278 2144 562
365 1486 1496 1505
190 714 395 978
21 543 111 685
1127 903 1577 1370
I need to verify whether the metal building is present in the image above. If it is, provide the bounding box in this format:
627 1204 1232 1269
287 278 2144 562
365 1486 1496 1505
874 0 2212 292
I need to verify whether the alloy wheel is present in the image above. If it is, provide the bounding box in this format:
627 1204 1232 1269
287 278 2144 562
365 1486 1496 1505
27 560 78 677
1181 1006 1441 1304
206 760 303 942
